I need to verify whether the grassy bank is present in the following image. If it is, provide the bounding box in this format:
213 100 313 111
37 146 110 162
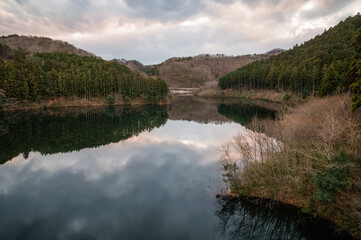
197 89 241 98
0 93 170 111
197 88 304 104
220 94 361 239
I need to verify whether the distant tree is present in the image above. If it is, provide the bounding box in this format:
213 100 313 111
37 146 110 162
0 43 14 60
13 49 27 64
319 65 338 97
106 95 115 105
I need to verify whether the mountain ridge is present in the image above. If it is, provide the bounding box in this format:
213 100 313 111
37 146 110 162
0 34 97 58
117 49 284 88
0 34 285 90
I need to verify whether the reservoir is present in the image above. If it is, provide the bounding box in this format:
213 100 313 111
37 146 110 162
0 97 353 239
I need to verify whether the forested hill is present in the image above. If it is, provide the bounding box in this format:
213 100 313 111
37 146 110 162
0 34 96 58
219 14 361 99
119 49 284 89
0 50 168 105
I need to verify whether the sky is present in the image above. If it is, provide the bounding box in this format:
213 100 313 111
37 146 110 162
0 0 360 64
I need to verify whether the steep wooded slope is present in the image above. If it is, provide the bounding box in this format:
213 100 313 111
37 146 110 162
219 14 361 99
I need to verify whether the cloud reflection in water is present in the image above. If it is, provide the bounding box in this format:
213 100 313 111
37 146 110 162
0 120 243 239
0 118 352 240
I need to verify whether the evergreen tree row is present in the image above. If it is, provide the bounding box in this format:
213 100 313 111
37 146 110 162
218 14 361 100
0 51 168 103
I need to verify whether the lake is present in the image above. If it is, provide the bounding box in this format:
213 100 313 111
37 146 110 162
0 97 354 240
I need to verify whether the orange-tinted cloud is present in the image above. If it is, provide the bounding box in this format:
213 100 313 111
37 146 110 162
0 0 360 64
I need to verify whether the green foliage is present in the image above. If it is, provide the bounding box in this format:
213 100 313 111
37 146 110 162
174 56 193 62
301 198 318 217
143 78 168 104
143 95 149 103
123 96 130 104
0 43 14 60
0 99 3 108
221 161 241 192
283 93 290 101
302 91 308 99
0 52 168 103
35 95 42 103
319 65 338 96
331 149 348 164
105 95 115 105
312 150 349 203
1 34 19 38
301 207 318 218
219 14 361 97
349 28 361 111
144 90 160 104
351 79 361 111
146 66 159 76
240 188 249 196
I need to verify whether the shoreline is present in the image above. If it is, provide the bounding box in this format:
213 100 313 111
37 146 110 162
0 95 170 112
197 88 305 104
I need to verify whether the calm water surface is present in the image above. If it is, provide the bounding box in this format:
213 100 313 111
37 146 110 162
0 97 354 240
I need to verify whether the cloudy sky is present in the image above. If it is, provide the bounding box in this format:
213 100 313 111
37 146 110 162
0 0 360 64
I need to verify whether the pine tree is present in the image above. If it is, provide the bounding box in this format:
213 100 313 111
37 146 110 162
319 65 339 97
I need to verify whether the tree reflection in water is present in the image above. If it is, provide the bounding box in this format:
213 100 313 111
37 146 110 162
0 106 168 164
215 196 355 240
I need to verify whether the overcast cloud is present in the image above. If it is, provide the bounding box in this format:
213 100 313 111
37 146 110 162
0 0 360 64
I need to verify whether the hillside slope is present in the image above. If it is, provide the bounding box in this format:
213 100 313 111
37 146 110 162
0 51 168 109
120 49 283 89
0 34 96 58
219 14 361 99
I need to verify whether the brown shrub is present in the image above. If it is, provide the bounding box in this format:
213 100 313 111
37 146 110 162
220 94 361 238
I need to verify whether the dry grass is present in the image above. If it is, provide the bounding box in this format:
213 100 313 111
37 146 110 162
1 93 169 111
241 89 287 102
198 88 304 104
197 89 241 98
220 94 361 238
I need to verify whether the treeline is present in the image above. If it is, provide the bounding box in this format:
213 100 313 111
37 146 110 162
0 50 168 103
219 14 361 99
